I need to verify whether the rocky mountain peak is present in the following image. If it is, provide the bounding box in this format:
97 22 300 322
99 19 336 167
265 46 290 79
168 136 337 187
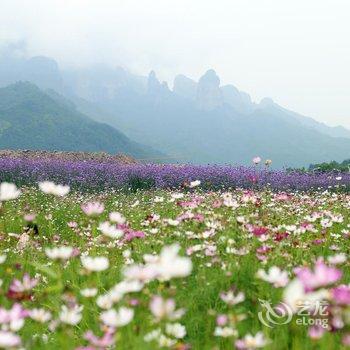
173 74 197 100
196 69 223 110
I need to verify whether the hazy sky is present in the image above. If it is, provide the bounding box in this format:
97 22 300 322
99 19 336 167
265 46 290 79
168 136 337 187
1 0 349 127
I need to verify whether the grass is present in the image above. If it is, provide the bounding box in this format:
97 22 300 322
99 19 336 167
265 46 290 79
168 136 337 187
0 186 349 349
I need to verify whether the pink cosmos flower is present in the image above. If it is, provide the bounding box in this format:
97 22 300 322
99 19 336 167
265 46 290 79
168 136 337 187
331 285 350 305
81 202 104 216
274 232 289 242
0 303 28 331
216 314 228 326
294 259 342 291
23 213 36 222
124 230 145 242
7 273 38 300
212 199 222 208
342 334 350 346
308 325 326 339
251 226 269 237
0 331 21 348
83 329 116 348
274 193 291 201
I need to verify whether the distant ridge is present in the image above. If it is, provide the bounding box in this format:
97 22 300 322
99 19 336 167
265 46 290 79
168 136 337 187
1 54 350 168
0 82 164 161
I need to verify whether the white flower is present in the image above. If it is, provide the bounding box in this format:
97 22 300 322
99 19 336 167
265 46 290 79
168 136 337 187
59 305 83 325
81 256 109 272
45 246 73 260
155 244 192 280
283 279 330 313
165 323 186 339
144 328 161 342
256 266 289 287
109 211 126 224
80 288 98 298
158 335 176 347
150 296 185 321
39 181 70 197
0 331 21 348
189 180 201 188
165 219 180 227
0 182 21 201
81 202 104 216
0 255 6 264
220 291 245 305
214 326 237 337
235 331 269 349
123 244 192 282
113 280 144 295
96 294 114 310
100 307 134 327
29 308 52 323
328 253 347 265
252 156 261 165
171 193 184 199
98 221 124 239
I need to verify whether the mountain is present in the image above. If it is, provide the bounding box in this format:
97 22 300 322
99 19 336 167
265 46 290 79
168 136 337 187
66 69 350 168
1 53 350 167
0 82 163 160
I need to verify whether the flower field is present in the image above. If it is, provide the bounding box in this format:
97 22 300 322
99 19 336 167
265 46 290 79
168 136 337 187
1 161 350 349
0 157 349 192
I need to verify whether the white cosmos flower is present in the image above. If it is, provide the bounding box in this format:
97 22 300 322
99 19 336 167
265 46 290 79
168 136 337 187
166 219 180 227
0 331 21 348
59 305 83 325
150 296 185 321
214 326 237 337
96 280 144 309
96 294 114 310
123 244 192 282
158 335 176 347
220 291 245 305
189 180 201 188
98 221 124 239
100 307 134 327
256 266 289 287
0 182 21 201
283 279 330 313
0 255 6 264
29 308 52 323
155 243 192 280
80 288 98 297
252 156 262 165
81 256 109 272
171 193 184 199
165 323 186 339
144 328 162 342
39 181 70 197
45 246 74 260
328 253 347 265
109 211 126 224
113 280 144 295
235 331 269 349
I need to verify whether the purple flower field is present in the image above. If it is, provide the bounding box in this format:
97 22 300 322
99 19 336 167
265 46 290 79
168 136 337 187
0 157 348 192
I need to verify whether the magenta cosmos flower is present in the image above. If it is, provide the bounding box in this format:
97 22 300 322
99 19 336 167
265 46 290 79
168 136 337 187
294 259 342 291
